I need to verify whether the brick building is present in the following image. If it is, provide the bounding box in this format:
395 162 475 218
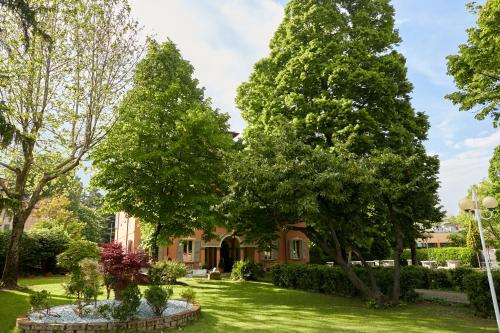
114 212 309 271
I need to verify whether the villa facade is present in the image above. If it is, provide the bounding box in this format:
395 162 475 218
114 212 309 271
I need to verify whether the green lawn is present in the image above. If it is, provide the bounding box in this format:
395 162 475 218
0 276 496 333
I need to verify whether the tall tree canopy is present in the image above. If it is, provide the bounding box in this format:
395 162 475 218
228 0 441 304
92 40 234 258
447 0 500 126
0 0 140 288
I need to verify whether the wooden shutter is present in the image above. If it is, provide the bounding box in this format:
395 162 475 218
301 240 307 260
158 246 164 261
193 240 201 262
289 240 294 259
272 240 279 260
176 240 184 262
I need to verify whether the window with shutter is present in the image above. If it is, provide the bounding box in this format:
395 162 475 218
182 240 194 262
290 239 304 260
262 240 278 260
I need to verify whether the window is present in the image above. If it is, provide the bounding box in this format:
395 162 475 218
263 247 272 260
262 240 278 260
183 240 193 262
290 239 302 260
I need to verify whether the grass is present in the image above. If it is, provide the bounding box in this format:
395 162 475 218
0 276 496 333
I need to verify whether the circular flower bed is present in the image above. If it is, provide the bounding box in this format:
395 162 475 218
16 299 201 333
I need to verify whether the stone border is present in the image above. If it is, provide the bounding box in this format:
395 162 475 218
16 303 201 333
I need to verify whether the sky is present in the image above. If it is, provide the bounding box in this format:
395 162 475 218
126 0 499 216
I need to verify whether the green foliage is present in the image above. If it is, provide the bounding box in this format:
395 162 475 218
231 260 264 281
0 229 70 275
79 259 101 305
64 259 102 317
463 270 500 318
271 264 483 303
446 0 500 126
144 285 173 316
111 284 142 321
271 264 420 302
92 39 234 252
180 287 196 306
148 261 187 285
450 267 475 290
96 303 112 320
227 0 441 303
400 247 477 267
29 290 50 314
0 0 140 286
56 240 100 272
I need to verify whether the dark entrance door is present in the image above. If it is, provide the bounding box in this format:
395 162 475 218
204 247 217 270
220 237 240 272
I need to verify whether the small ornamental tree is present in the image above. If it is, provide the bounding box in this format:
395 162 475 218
99 242 150 300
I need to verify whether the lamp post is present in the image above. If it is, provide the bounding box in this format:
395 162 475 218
459 187 500 331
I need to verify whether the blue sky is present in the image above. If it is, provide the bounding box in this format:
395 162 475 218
126 0 499 215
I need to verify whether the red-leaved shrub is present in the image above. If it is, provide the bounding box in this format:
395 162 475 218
100 242 150 299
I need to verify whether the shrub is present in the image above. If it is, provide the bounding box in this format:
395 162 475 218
57 240 100 272
463 270 500 318
111 284 142 321
450 267 475 290
148 261 186 285
79 259 102 306
428 269 453 289
144 285 173 316
271 264 432 302
180 287 196 306
0 229 70 275
96 303 112 320
100 242 150 299
29 290 50 315
65 258 102 317
401 247 477 267
231 260 264 281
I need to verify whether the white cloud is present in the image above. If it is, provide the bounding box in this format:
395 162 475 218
128 0 284 133
439 130 500 215
463 130 500 149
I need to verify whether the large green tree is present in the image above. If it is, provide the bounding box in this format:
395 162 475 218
0 0 140 288
231 0 441 304
446 0 500 126
92 40 234 259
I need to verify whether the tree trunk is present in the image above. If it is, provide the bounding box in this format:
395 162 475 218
151 224 161 262
410 240 417 266
392 220 403 304
307 228 385 305
1 211 28 289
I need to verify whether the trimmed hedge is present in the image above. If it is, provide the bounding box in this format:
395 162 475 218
271 264 424 301
401 247 477 267
463 270 500 318
271 263 500 317
0 229 70 275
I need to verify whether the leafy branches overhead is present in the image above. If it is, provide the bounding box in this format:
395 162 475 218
0 0 50 45
446 0 500 126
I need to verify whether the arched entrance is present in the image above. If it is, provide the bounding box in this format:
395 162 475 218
220 236 240 272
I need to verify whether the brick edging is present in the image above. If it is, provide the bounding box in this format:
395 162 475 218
16 303 201 332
